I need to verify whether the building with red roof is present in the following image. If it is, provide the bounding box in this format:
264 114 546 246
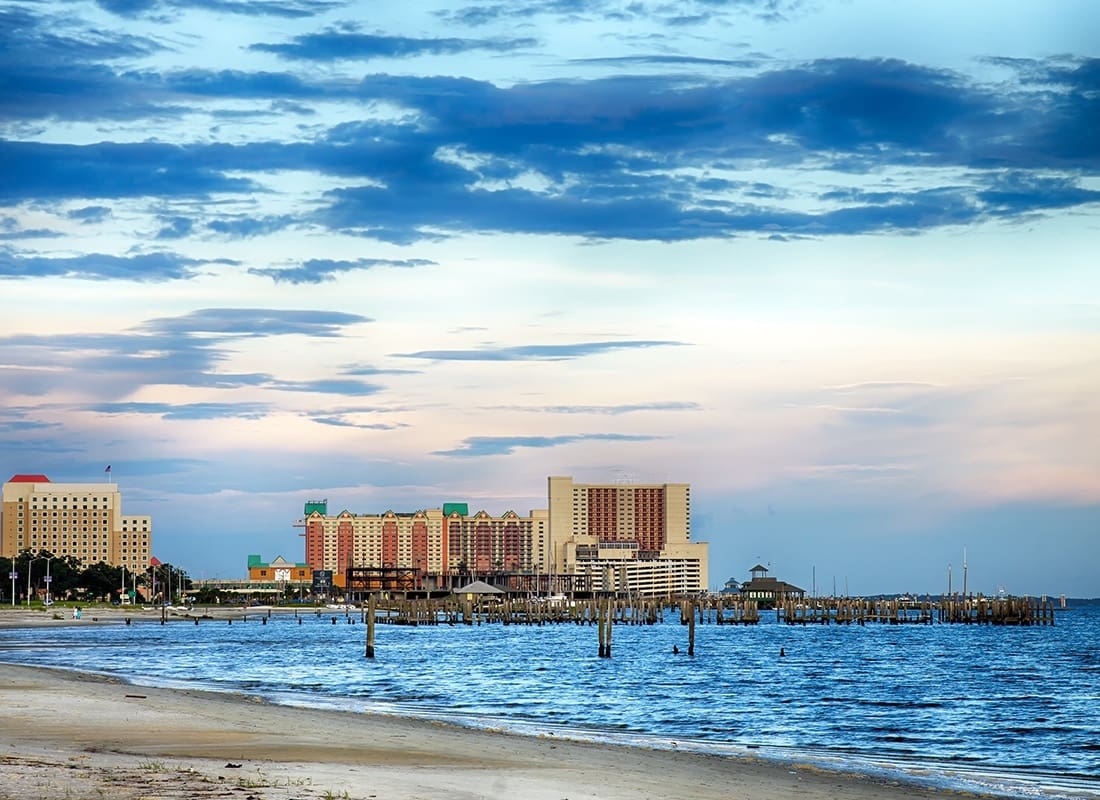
2 474 153 571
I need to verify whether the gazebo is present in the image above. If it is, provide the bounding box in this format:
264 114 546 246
738 564 805 606
453 580 504 600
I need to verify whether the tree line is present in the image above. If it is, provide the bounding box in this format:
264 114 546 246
1 550 191 604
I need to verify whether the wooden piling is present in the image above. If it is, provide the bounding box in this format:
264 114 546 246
687 601 695 656
365 595 376 659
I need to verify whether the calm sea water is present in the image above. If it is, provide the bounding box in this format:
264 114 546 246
2 604 1098 798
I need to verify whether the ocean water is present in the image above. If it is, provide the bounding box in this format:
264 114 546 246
2 604 1098 799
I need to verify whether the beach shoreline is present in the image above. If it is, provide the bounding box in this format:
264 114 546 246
0 657 988 800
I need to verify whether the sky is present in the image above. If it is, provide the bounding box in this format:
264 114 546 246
1 0 1098 597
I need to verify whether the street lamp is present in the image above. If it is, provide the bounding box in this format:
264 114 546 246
44 556 54 606
26 555 43 607
8 568 17 607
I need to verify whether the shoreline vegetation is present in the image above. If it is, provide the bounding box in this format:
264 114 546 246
0 609 998 800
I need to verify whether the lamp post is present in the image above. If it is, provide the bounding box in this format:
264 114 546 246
26 556 43 606
8 569 17 607
44 556 54 606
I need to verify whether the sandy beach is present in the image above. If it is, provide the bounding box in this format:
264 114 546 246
1 611 984 800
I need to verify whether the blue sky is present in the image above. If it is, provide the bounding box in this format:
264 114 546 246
2 0 1097 596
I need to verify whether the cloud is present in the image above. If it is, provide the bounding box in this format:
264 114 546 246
206 215 297 238
66 206 113 224
0 308 374 400
155 216 196 240
3 14 1098 244
249 257 436 284
494 401 702 414
434 432 661 457
572 55 757 68
274 378 384 395
0 249 218 281
339 364 421 376
0 142 257 200
94 0 341 19
139 308 372 338
251 29 537 60
88 401 271 420
438 0 804 28
0 220 59 241
394 340 688 361
309 415 405 430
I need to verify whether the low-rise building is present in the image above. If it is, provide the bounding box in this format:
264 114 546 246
738 564 805 605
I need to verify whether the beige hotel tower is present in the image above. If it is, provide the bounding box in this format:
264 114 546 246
1 474 152 571
548 476 708 595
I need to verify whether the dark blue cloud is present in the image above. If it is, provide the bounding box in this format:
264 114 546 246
155 216 196 240
440 1 597 26
0 142 257 201
434 432 660 457
95 0 341 18
249 257 436 284
0 249 215 281
0 7 169 122
0 219 59 240
66 206 113 224
573 55 757 68
251 29 537 60
206 215 297 238
2 38 1097 242
439 0 801 28
394 340 688 361
160 69 322 98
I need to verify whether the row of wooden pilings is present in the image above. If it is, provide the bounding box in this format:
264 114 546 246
358 596 762 628
358 596 764 658
778 595 1057 626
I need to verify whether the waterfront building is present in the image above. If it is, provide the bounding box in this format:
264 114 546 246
738 564 805 605
444 506 549 574
1 474 152 571
247 554 311 584
296 476 707 596
299 501 548 588
547 476 708 595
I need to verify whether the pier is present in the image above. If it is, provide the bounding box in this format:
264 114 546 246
347 592 1055 629
774 594 1056 626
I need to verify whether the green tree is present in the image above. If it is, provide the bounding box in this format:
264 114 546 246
148 562 192 603
1 555 14 603
14 550 82 602
78 562 125 602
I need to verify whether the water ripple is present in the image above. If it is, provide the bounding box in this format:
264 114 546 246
2 606 1098 798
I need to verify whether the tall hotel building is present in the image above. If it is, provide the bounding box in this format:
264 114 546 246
301 476 707 596
1 474 153 571
302 501 548 587
548 476 708 595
